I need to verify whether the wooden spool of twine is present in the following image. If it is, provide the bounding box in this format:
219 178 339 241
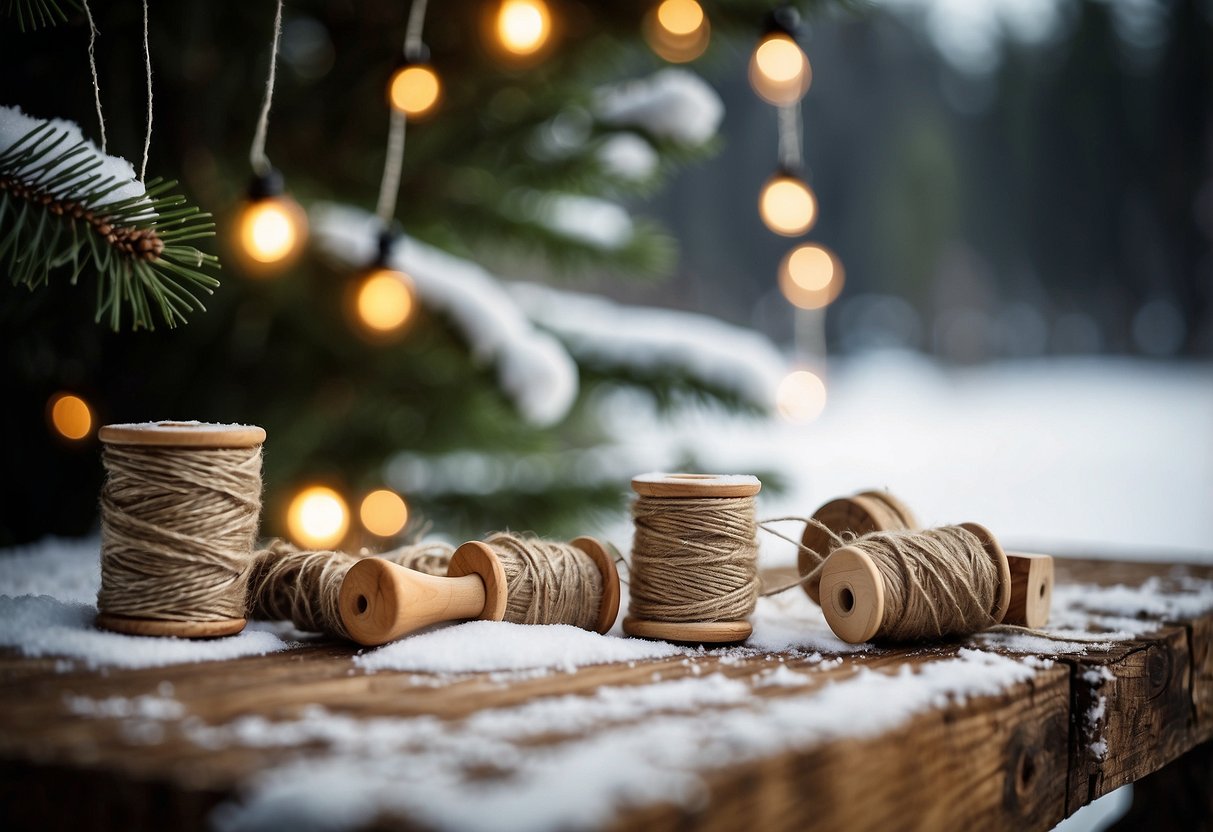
624 473 762 644
799 490 1053 631
96 422 266 638
338 533 621 646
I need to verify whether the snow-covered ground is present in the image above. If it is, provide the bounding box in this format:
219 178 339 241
594 351 1213 564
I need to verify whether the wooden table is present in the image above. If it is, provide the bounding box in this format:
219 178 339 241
1 556 1211 831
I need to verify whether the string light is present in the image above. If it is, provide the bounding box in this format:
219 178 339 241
644 0 710 63
238 0 307 274
749 6 811 107
759 171 817 236
47 392 93 441
286 485 349 548
779 243 844 309
356 267 416 334
494 0 552 57
776 369 827 423
388 59 441 118
360 489 409 537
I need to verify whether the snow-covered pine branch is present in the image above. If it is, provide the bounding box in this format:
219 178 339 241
310 202 579 427
508 283 786 412
593 69 725 146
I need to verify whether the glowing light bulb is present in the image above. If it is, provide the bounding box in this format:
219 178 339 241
749 31 811 106
48 392 92 440
776 370 827 423
657 0 703 36
360 489 409 537
236 195 307 272
759 173 817 237
496 0 551 56
644 0 710 63
779 243 844 310
356 268 416 334
287 486 349 549
388 63 441 118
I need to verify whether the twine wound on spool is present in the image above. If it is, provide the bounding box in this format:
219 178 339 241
819 522 1012 643
625 473 762 644
247 539 455 639
96 422 266 638
339 533 620 646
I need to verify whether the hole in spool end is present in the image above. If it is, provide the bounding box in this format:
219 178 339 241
837 586 854 614
1039 580 1048 598
356 595 368 615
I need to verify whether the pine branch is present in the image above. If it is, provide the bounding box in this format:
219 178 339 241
4 0 77 31
0 121 220 331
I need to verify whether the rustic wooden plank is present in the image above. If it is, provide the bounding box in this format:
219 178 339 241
609 667 1071 832
1106 741 1213 832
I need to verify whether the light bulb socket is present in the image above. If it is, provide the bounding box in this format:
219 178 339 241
247 169 285 201
764 6 801 38
373 224 403 269
394 44 431 72
772 163 806 181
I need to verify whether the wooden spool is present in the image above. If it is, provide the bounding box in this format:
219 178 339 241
624 473 762 645
819 522 1061 644
801 491 1053 629
339 536 620 646
95 421 267 638
799 491 920 604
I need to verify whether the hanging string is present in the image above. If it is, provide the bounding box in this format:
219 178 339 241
374 0 429 224
247 538 455 639
248 0 285 176
777 102 803 171
629 494 760 624
139 0 152 183
81 0 106 153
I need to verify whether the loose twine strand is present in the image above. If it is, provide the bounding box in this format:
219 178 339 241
82 0 106 153
247 539 455 639
139 0 152 183
98 443 263 622
629 495 759 623
248 0 285 176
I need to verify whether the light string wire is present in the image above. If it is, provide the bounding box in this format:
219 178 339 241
776 101 802 171
374 0 429 225
139 0 152 183
82 0 106 153
248 0 285 176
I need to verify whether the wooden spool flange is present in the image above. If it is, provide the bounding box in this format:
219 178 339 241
820 521 1014 644
799 491 919 604
624 472 762 645
339 536 621 646
95 421 267 639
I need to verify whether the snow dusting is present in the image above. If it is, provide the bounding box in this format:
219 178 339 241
594 69 724 145
0 105 147 206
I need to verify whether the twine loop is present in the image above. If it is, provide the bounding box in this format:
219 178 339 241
485 533 604 629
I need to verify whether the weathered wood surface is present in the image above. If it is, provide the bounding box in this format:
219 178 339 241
0 555 1210 831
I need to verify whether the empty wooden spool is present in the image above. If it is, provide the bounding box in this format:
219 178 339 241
624 473 763 644
339 536 620 646
95 421 267 638
819 522 1054 644
801 491 1052 628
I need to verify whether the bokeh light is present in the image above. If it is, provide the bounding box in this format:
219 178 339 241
236 196 307 270
495 0 551 56
759 174 817 237
644 0 709 63
388 64 441 118
356 268 416 334
776 370 827 423
48 393 92 441
779 243 844 309
287 486 349 548
749 32 811 106
360 489 409 537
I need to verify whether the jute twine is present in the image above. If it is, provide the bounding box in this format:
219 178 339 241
98 443 262 623
629 495 759 624
485 533 604 628
247 540 455 638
